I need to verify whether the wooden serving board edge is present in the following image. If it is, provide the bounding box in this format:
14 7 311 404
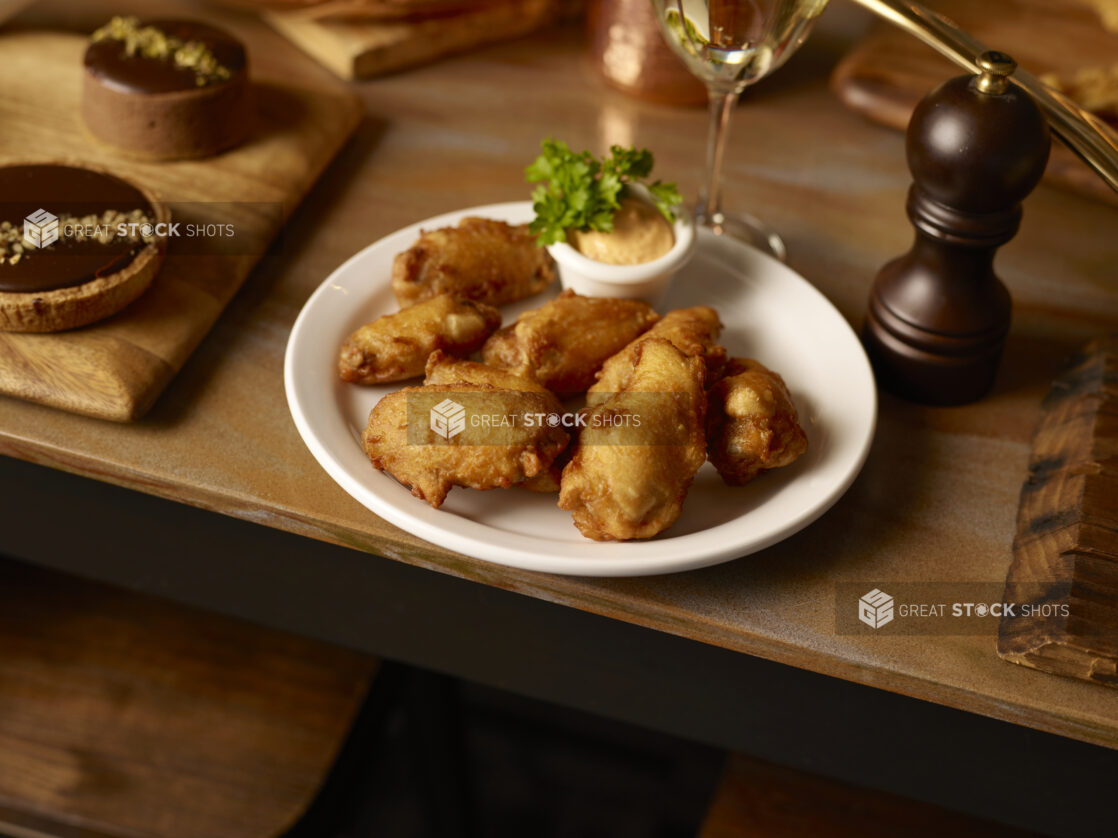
998 334 1118 687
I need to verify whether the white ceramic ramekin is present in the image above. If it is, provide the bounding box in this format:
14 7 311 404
545 188 696 307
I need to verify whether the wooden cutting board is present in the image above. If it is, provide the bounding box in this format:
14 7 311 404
263 0 561 80
831 0 1118 208
0 32 361 421
998 335 1118 688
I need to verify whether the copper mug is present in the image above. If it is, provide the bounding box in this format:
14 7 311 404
588 0 708 106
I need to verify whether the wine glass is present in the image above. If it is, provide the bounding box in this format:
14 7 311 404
651 0 830 260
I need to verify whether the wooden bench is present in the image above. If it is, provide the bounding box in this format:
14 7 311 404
700 752 1041 837
0 558 381 838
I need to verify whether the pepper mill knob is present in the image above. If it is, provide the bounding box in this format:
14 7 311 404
975 50 1015 94
863 50 1051 405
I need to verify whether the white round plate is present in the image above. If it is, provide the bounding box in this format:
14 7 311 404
285 202 877 577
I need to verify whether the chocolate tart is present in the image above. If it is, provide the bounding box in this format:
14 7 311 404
82 17 250 161
0 163 169 333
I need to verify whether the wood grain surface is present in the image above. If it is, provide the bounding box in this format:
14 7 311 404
699 752 1040 838
0 24 360 421
998 335 1118 686
0 557 377 838
1 1 1117 755
265 0 561 79
830 0 1118 208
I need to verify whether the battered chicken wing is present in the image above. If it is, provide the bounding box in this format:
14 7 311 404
588 306 726 403
423 349 550 394
558 339 707 541
423 351 568 492
363 382 569 508
481 290 659 396
338 294 501 385
392 217 557 308
519 466 564 494
706 357 808 486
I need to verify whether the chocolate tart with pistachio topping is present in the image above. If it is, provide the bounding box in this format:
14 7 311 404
82 17 250 161
0 163 169 333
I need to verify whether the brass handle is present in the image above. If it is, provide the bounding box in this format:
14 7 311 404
846 0 1118 193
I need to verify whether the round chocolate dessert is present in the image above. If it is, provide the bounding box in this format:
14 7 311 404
0 163 169 333
82 17 250 161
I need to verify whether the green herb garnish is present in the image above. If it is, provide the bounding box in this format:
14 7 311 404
525 139 683 246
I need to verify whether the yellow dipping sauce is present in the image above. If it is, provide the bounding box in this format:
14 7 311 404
568 197 674 265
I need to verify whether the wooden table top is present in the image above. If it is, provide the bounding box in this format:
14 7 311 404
3 1 1117 750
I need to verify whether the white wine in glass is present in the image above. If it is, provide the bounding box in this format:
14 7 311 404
651 0 829 260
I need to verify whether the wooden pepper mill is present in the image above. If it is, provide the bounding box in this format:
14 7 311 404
863 51 1051 405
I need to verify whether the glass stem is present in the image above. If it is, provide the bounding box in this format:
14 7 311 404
702 87 742 234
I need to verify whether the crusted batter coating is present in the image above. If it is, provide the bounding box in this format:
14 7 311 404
481 290 659 396
588 305 725 403
338 293 501 384
559 339 707 541
392 217 556 308
363 382 569 508
706 357 808 486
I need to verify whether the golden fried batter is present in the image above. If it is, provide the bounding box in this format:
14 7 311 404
338 293 501 385
423 349 550 394
392 217 557 308
558 339 707 541
481 290 659 396
518 466 564 494
363 382 569 508
588 306 726 403
706 357 808 486
423 351 566 492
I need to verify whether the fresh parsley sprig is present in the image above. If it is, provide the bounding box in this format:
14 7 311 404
525 139 683 246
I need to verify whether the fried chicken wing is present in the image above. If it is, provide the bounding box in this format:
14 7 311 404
338 293 501 384
558 339 707 541
706 357 808 486
588 306 726 403
423 351 567 493
423 349 550 394
518 466 564 494
363 382 569 508
481 290 659 396
392 217 557 308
